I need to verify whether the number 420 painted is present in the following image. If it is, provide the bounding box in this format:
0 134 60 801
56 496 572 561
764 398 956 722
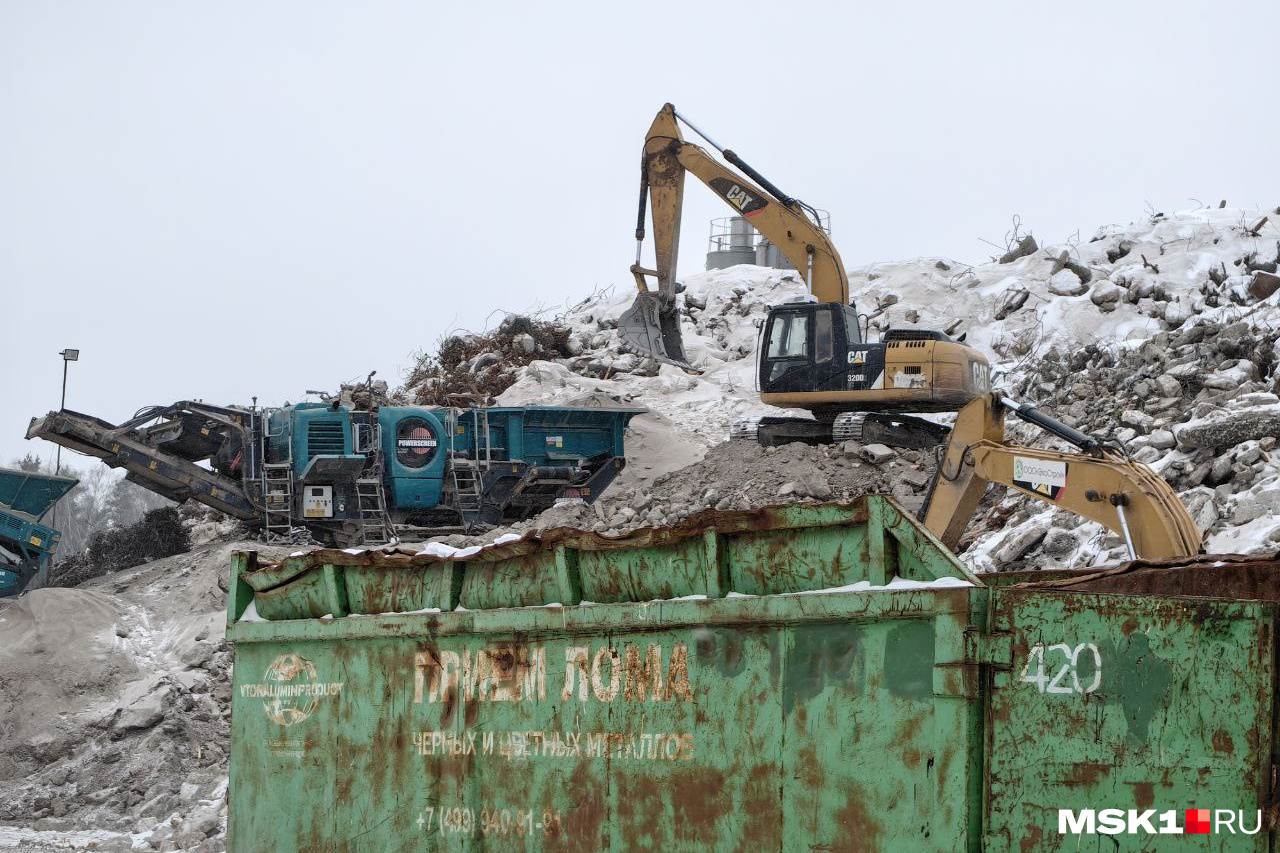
1019 643 1102 695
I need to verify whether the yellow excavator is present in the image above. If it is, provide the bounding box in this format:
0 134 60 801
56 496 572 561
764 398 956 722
620 105 1202 561
619 103 993 448
920 394 1202 560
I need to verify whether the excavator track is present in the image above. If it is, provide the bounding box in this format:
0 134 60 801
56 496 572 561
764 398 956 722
831 412 952 450
736 413 951 450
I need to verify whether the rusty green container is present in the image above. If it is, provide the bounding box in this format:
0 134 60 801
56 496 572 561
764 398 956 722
226 497 1280 852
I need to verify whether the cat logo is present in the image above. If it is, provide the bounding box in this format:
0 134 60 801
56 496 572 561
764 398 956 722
726 185 755 211
709 177 768 216
848 350 867 365
970 361 992 392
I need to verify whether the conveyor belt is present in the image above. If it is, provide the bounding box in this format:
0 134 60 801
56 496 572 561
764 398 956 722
26 407 259 521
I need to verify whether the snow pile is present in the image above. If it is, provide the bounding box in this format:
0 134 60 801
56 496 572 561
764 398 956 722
467 205 1280 568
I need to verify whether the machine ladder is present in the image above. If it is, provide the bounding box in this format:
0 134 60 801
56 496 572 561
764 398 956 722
261 463 295 542
450 462 485 519
448 408 493 529
260 411 295 542
355 479 395 545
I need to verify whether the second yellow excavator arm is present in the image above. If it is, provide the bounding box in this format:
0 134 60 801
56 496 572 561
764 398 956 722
920 394 1202 561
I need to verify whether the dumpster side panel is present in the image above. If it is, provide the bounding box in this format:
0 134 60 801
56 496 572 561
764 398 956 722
229 592 980 853
985 590 1275 852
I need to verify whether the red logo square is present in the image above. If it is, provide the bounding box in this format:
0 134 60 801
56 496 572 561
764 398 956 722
1186 808 1211 834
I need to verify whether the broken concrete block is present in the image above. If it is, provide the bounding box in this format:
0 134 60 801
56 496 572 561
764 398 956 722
1232 487 1280 525
114 688 167 732
1040 528 1080 558
1120 410 1154 430
1132 446 1161 464
860 444 897 465
1089 282 1124 307
1207 454 1235 485
1047 269 1089 297
1176 412 1280 449
993 525 1047 565
1152 374 1183 397
777 470 832 500
994 289 1029 320
1164 361 1201 380
1233 440 1263 467
1162 301 1193 328
838 440 864 459
998 234 1038 264
898 468 931 489
1179 487 1219 535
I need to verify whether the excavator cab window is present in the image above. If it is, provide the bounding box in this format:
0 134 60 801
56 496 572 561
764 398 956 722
814 309 834 363
766 311 810 359
841 303 863 345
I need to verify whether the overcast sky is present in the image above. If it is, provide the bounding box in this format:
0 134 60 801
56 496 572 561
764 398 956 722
3 0 1277 467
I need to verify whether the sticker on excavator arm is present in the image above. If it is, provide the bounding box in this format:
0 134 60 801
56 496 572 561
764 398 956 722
1012 457 1067 500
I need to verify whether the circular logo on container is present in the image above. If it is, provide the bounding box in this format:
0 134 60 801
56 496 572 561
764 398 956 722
261 654 321 726
238 654 344 726
396 418 439 468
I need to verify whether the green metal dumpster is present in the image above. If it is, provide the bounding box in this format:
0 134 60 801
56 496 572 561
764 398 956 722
227 497 990 852
225 498 1280 852
982 556 1279 852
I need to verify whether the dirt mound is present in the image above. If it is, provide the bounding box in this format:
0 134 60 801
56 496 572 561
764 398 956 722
0 540 290 852
519 439 930 536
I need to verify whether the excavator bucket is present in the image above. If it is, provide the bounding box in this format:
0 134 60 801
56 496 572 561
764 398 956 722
618 291 696 371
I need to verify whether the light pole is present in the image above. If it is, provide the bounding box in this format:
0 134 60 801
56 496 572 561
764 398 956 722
51 349 79 543
54 349 79 476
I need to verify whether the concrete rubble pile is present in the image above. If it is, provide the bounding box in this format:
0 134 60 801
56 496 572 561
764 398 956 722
510 440 926 538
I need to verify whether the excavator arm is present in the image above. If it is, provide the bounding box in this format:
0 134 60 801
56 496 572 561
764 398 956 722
620 103 849 368
920 394 1202 560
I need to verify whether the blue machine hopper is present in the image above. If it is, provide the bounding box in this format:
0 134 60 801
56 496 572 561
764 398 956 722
0 467 78 597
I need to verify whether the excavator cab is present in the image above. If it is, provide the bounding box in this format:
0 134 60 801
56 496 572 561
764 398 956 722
759 299 991 420
759 302 863 396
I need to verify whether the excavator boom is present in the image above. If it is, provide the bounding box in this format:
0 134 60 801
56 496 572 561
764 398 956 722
620 104 848 368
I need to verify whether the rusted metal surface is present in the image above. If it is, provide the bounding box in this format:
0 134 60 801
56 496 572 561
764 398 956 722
228 497 984 851
227 498 1280 852
229 592 980 852
1013 551 1280 599
233 499 974 622
985 566 1278 852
